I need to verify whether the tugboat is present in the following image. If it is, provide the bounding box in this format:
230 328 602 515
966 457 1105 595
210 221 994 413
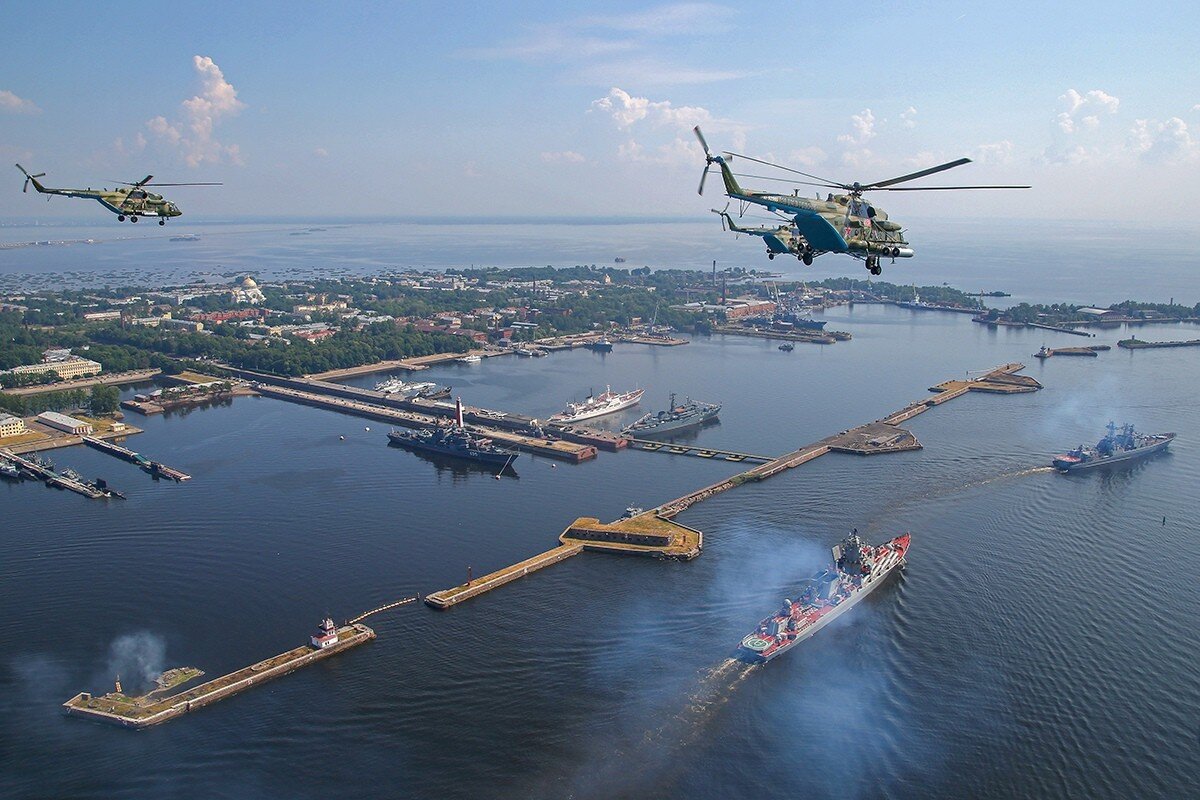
549 385 643 423
1052 422 1174 472
778 342 795 352
735 530 911 664
622 393 720 438
387 398 517 466
1034 344 1051 359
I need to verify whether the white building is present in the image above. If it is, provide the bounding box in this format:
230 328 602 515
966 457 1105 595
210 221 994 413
0 356 102 381
35 411 94 435
0 414 27 438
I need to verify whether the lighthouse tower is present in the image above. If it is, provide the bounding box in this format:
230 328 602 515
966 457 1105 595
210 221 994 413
310 617 338 649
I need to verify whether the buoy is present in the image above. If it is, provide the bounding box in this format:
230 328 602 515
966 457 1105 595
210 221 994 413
365 426 370 431
493 474 500 480
339 435 345 441
551 464 557 468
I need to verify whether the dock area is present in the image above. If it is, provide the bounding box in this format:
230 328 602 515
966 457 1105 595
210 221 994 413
1026 322 1095 337
713 324 849 344
253 383 597 462
63 624 375 729
626 438 771 463
1035 345 1110 358
1118 337 1200 349
82 436 191 481
425 514 701 609
1 418 142 455
424 363 1040 607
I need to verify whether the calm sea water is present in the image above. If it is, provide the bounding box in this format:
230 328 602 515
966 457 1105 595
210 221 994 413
2 217 1198 306
2 304 1198 799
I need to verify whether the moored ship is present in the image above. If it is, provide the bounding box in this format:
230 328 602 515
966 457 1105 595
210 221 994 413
622 393 720 438
1052 422 1174 472
736 531 910 664
387 398 517 466
549 385 643 423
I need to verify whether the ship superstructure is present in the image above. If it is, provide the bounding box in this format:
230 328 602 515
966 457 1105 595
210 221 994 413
1053 422 1174 472
549 386 643 423
387 398 517 466
736 531 910 664
622 393 720 438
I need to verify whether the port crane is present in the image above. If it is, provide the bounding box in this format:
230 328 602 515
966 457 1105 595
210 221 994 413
694 127 1028 275
15 164 220 224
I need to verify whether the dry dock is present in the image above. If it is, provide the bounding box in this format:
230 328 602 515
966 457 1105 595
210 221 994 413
424 363 1040 607
63 624 375 729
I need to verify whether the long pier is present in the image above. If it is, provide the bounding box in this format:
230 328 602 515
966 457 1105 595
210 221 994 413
63 624 375 729
1 449 108 499
82 436 192 481
424 363 1040 606
625 438 772 463
253 383 598 462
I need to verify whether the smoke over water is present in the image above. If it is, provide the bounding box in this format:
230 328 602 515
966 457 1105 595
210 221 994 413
103 632 167 694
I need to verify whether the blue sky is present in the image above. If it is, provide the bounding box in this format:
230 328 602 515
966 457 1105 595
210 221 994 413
2 1 1198 222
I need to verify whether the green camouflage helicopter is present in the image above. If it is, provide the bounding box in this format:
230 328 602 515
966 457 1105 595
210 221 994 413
15 164 219 225
694 127 1028 274
712 207 808 261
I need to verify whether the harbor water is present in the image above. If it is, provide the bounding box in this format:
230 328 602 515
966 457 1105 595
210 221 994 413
2 300 1198 798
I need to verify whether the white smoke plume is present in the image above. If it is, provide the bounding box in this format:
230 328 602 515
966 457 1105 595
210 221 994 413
104 632 167 693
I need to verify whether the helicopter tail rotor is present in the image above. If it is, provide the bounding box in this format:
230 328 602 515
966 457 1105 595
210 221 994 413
15 164 46 194
695 126 715 195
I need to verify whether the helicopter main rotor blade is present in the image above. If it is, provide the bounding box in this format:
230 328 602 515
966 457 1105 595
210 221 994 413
867 184 1031 191
693 126 713 158
862 158 971 189
698 167 709 196
110 180 222 186
722 151 846 188
731 172 840 189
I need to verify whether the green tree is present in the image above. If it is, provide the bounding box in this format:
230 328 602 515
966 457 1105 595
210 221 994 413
89 384 120 415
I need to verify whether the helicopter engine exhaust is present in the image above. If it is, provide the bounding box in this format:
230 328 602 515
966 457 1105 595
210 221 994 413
892 247 914 258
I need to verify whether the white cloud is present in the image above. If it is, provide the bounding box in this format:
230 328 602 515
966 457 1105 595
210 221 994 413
1056 88 1119 134
313 147 329 158
1128 117 1197 163
837 109 876 144
787 146 827 167
0 89 40 114
591 87 712 129
974 141 1014 164
146 55 246 167
900 106 917 129
541 150 586 163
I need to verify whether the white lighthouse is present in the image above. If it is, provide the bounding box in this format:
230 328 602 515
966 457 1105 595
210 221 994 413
310 617 338 649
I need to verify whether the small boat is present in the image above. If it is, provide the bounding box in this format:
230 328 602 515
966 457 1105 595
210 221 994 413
779 342 795 352
457 354 482 364
514 347 535 357
0 461 23 481
587 337 614 353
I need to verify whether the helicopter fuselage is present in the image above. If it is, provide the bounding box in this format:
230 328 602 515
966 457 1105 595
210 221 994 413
16 166 184 223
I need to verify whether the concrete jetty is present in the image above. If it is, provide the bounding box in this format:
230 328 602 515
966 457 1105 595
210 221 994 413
425 514 701 609
82 436 191 481
63 624 375 729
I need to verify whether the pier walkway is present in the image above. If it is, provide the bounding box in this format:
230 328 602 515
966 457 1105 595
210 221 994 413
423 363 1041 607
626 438 772 463
82 436 191 481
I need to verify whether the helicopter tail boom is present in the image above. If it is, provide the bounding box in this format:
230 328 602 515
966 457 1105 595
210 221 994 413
15 164 50 194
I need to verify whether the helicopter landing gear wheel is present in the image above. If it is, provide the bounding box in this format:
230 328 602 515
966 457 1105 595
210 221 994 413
159 219 166 226
767 252 775 260
802 250 813 266
130 215 138 223
117 215 126 222
866 255 881 275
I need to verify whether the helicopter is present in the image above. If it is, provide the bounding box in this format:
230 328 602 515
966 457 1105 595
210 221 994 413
15 164 220 225
693 127 1029 274
712 206 811 262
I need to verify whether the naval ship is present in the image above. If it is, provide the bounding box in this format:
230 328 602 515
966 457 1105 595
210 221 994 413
549 385 643 423
736 531 910 664
622 393 720 438
1052 422 1174 472
387 399 517 466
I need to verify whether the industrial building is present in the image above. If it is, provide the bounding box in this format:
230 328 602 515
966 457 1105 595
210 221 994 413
35 411 94 435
